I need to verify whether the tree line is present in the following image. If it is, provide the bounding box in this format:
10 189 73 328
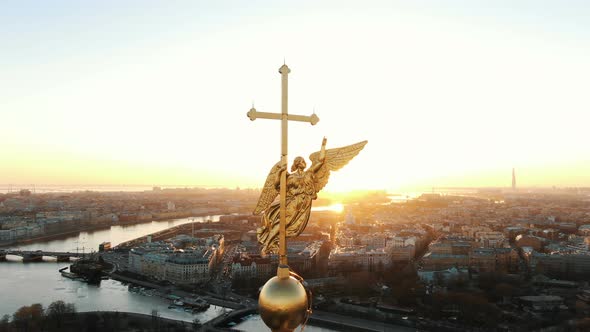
0 302 202 332
0 300 76 332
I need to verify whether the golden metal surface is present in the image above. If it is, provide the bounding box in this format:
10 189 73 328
255 138 367 255
258 275 308 332
246 64 320 266
247 64 365 332
247 108 319 124
280 64 288 266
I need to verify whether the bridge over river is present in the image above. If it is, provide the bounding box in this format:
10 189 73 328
0 249 87 262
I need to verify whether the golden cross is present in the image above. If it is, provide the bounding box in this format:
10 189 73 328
246 64 319 276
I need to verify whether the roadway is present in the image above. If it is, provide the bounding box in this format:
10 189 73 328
310 310 416 332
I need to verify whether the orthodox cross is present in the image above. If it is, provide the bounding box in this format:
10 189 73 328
247 64 319 275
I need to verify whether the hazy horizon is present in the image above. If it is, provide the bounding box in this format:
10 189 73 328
2 182 589 196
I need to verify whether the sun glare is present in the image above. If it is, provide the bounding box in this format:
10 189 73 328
313 203 344 213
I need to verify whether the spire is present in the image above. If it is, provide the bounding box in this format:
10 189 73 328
512 168 516 190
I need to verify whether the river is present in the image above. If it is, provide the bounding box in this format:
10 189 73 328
0 216 225 322
0 259 227 323
12 215 221 252
0 215 336 331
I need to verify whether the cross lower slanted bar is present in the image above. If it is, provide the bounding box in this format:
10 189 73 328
246 64 319 277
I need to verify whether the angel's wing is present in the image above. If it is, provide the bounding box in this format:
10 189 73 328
253 161 281 215
309 140 367 193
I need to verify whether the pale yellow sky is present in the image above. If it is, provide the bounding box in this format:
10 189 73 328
1 1 589 191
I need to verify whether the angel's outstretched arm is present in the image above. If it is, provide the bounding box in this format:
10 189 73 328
309 137 327 173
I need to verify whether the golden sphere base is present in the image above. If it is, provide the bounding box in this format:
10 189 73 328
258 275 308 332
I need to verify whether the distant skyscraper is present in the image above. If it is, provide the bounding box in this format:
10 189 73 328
512 168 516 190
345 209 356 225
329 222 338 243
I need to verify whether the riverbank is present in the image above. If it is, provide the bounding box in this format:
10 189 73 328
0 310 202 332
109 271 244 311
0 224 111 248
0 262 226 323
209 308 415 332
0 212 226 249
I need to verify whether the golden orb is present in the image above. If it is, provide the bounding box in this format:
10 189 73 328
258 275 308 332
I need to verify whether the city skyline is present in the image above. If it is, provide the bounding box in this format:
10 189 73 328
2 1 590 192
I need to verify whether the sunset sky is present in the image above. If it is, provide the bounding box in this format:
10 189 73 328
2 1 589 192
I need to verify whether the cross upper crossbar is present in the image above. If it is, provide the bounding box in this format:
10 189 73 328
247 108 319 125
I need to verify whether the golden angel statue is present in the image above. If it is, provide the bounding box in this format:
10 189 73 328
255 138 367 254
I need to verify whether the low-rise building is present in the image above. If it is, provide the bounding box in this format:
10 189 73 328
515 235 545 251
532 253 590 280
127 235 224 284
474 231 506 248
0 229 16 242
389 245 415 262
519 295 565 312
579 225 590 236
469 247 519 273
329 246 391 272
142 253 169 280
288 241 323 274
231 254 274 279
421 253 469 270
504 226 527 241
165 252 210 284
418 267 468 284
360 233 387 248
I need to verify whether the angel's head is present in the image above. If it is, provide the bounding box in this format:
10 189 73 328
291 156 306 172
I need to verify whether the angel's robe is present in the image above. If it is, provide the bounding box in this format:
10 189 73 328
257 169 316 254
